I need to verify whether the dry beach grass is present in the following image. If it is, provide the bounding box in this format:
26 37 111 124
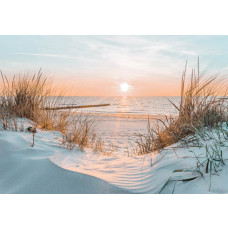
0 70 101 151
134 61 228 192
136 62 228 155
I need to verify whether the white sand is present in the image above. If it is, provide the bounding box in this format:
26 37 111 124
1 117 228 194
0 130 128 193
94 115 148 155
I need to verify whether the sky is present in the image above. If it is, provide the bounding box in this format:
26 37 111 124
0 35 228 96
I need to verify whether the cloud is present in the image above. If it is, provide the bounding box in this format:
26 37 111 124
14 52 76 59
11 36 224 83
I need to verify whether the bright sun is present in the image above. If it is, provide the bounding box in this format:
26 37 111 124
120 82 130 92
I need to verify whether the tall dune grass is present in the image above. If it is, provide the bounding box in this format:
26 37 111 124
0 70 49 121
136 62 228 154
0 70 101 151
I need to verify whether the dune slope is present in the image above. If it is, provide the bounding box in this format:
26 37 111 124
0 131 128 194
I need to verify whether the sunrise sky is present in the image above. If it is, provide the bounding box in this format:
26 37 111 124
0 35 228 96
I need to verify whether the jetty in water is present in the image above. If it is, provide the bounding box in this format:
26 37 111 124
44 103 110 110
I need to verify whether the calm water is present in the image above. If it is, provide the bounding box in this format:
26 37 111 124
63 96 180 117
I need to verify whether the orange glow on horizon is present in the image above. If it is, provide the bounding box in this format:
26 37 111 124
53 76 182 97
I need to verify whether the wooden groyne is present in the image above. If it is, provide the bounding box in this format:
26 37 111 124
44 103 110 111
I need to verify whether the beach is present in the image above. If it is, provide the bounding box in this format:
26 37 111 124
0 35 227 195
1 114 228 194
94 115 148 155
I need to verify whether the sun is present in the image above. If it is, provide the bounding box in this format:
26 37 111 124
120 82 130 92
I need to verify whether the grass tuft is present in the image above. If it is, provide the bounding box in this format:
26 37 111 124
0 70 101 152
136 61 228 154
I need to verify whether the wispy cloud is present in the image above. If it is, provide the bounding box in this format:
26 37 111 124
14 52 76 59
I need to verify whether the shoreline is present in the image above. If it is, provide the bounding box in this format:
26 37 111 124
72 111 172 120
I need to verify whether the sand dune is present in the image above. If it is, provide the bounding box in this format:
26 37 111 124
1 118 228 194
0 131 128 194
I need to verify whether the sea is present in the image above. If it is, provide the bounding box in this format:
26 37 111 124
62 96 180 117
